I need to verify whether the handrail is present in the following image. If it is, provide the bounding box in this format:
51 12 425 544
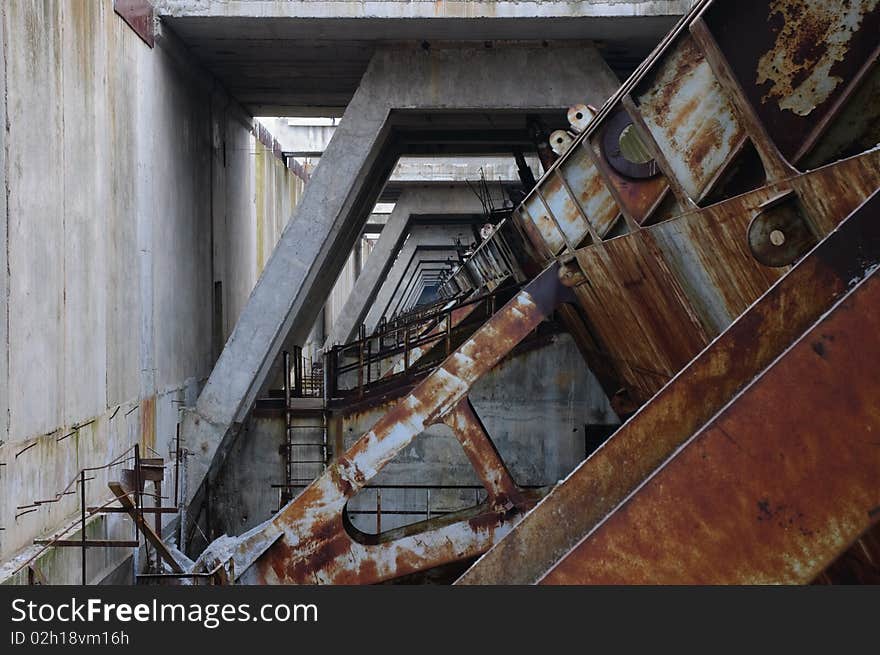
329 280 522 399
11 441 182 583
136 559 229 584
11 487 143 578
14 445 137 515
338 280 519 353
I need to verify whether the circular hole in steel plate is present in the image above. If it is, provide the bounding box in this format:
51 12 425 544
601 110 659 179
618 124 654 164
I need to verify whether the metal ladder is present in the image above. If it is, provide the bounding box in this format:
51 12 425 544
277 348 329 507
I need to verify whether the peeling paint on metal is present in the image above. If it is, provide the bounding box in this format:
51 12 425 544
636 34 745 200
756 0 878 117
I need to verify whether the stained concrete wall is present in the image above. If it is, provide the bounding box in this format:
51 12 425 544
345 333 619 533
158 1 696 20
0 2 303 583
219 124 306 341
255 139 306 279
208 332 618 540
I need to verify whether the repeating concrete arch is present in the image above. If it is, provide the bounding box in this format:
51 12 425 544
181 42 621 520
363 234 464 334
324 186 488 348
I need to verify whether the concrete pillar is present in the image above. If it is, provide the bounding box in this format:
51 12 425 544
182 43 620 516
392 260 446 316
323 186 486 348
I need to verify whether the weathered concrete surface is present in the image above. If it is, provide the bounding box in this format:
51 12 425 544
181 43 621 533
0 1 302 583
325 186 487 347
157 1 690 113
262 117 544 179
387 250 456 315
0 3 7 454
388 156 540 185
205 416 286 543
259 118 337 156
158 1 694 19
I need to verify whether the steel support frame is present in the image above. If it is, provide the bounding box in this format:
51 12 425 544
460 185 880 584
543 262 880 584
193 263 573 584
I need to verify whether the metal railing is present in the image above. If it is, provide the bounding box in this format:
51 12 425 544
136 559 233 586
347 484 488 535
328 282 519 399
284 346 324 399
11 432 184 585
344 482 544 535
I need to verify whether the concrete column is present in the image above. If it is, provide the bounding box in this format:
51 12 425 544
323 186 485 348
391 260 446 316
182 43 620 514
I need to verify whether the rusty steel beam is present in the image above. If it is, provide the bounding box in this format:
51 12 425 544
442 397 525 511
403 0 880 585
108 481 185 574
113 0 155 48
457 0 880 414
193 263 571 584
541 266 880 584
458 187 880 584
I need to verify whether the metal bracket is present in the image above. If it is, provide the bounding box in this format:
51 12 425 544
114 0 155 48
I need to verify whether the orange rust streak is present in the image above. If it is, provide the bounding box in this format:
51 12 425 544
442 397 523 508
247 265 565 584
542 272 880 584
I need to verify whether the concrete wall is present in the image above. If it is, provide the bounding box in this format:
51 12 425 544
219 125 306 340
208 332 618 541
0 1 302 583
313 235 375 349
255 139 306 279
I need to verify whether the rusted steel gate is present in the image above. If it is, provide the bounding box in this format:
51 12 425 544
542 257 880 584
461 189 880 584
458 0 880 584
192 0 880 584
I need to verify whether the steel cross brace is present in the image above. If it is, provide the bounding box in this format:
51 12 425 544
194 262 573 584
